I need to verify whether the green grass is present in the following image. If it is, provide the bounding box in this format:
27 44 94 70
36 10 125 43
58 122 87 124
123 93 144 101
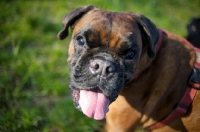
0 0 199 131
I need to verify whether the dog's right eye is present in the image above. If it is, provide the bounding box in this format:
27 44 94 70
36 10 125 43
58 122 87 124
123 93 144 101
76 36 85 46
125 50 135 60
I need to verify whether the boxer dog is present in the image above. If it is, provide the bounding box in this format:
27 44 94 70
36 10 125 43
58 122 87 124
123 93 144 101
57 5 200 132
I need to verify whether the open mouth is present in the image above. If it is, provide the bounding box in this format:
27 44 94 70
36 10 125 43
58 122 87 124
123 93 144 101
70 84 110 120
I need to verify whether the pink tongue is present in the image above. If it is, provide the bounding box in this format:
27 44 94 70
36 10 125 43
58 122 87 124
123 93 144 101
79 89 110 120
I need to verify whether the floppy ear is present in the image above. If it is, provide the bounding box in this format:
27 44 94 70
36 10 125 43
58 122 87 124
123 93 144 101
133 13 159 58
57 5 96 40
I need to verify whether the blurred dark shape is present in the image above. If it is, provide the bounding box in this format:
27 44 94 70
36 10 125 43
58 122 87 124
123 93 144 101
186 17 200 48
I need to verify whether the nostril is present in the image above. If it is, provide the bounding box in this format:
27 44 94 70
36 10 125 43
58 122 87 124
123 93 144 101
90 61 101 74
91 63 99 71
94 64 99 70
106 66 114 73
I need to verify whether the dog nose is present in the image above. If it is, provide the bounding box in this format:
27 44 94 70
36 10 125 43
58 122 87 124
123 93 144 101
89 59 115 79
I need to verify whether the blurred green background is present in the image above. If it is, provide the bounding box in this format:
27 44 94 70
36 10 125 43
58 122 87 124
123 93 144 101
0 0 199 132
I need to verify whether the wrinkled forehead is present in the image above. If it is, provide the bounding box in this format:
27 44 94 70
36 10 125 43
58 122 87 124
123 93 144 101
72 9 142 49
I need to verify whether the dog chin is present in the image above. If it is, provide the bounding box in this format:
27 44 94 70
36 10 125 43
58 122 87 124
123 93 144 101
69 84 110 120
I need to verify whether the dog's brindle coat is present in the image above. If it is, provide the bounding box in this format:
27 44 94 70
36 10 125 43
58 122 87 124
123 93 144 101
58 5 200 132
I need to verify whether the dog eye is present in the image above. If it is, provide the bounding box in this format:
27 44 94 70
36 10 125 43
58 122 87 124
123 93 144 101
76 36 85 46
125 50 135 60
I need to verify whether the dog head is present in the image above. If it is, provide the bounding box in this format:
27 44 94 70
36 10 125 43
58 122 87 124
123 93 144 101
57 5 159 120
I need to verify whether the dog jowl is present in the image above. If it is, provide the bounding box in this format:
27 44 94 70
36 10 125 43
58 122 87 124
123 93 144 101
57 5 158 120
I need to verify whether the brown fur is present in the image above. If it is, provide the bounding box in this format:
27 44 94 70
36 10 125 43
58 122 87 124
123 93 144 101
106 32 199 131
57 5 200 132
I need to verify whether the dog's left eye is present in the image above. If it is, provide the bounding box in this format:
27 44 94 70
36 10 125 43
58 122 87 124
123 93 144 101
76 36 85 46
125 50 135 60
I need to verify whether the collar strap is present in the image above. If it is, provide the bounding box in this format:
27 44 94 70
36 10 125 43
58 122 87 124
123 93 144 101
146 84 198 130
155 29 163 52
146 30 200 130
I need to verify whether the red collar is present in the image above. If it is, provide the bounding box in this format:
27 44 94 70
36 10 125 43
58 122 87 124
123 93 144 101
146 30 200 130
155 29 163 52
